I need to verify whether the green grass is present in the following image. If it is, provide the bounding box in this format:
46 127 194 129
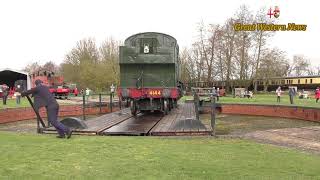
0 98 30 109
1 132 320 179
182 94 320 108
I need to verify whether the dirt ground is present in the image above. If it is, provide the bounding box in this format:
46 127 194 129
244 127 320 154
0 119 38 133
201 114 320 154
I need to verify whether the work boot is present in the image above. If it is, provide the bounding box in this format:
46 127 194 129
56 135 65 138
66 130 73 139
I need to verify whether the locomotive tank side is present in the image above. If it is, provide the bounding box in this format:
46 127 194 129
118 32 181 115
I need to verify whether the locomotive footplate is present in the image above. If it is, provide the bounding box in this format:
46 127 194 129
102 112 163 136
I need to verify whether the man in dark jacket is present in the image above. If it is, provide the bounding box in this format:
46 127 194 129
22 79 72 138
2 84 9 105
288 87 295 104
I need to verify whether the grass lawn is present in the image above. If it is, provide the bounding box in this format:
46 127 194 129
0 98 30 109
0 97 74 109
181 94 320 108
1 132 320 179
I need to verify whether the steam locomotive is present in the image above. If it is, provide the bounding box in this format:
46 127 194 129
118 32 182 115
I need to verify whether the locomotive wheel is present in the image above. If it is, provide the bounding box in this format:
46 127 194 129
173 99 178 108
163 100 168 115
130 100 137 116
169 99 174 110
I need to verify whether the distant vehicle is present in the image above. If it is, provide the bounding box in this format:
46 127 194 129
66 83 79 96
30 70 77 99
118 32 182 115
234 88 246 98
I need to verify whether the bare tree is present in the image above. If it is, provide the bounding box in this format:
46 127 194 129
222 18 237 92
288 55 311 76
43 61 60 74
258 48 289 91
251 7 275 91
233 5 253 81
23 62 41 74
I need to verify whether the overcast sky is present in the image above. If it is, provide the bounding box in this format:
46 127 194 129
0 0 319 70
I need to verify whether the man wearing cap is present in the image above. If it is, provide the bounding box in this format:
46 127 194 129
21 79 72 138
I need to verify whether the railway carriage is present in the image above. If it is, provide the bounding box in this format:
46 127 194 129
255 75 320 91
118 32 182 115
186 75 320 92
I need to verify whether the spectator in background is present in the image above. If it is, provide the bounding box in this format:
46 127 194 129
2 84 8 105
289 87 295 104
276 86 282 102
216 88 220 101
110 84 115 98
15 85 22 105
315 87 320 103
85 88 91 101
248 91 253 98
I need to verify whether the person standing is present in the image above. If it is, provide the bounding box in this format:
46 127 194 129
288 87 295 104
15 85 22 105
85 88 91 101
216 88 220 101
21 79 72 139
276 86 282 102
2 84 8 105
315 87 320 103
110 84 115 98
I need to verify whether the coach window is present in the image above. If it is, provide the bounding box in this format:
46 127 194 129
310 79 313 84
305 79 307 84
298 79 300 84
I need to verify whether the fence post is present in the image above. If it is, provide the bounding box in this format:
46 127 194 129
82 94 86 120
193 91 199 121
110 93 113 112
119 96 122 110
99 93 102 114
211 96 216 136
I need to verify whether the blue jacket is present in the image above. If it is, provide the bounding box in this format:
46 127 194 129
22 84 58 110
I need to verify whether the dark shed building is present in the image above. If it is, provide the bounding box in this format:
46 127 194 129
0 68 31 90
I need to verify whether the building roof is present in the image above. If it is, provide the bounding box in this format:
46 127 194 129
0 68 29 76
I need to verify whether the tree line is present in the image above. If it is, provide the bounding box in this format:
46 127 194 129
23 5 318 92
24 38 120 92
179 5 318 92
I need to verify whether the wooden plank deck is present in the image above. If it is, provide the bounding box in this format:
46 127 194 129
150 103 212 136
43 103 212 136
86 108 132 133
42 108 133 134
102 113 163 135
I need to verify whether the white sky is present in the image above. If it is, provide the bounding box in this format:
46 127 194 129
0 0 319 70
